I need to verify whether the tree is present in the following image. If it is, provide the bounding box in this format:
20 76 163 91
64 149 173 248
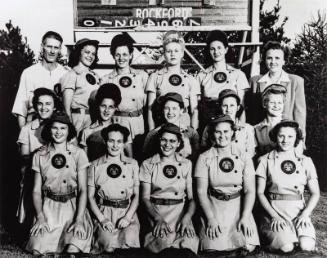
287 12 327 185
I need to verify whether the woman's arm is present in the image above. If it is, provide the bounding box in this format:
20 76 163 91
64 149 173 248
62 89 74 121
147 92 156 131
190 95 199 130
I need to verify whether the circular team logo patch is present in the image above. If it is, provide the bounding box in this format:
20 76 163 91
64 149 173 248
281 160 296 175
119 76 132 88
213 72 227 83
107 164 122 178
169 74 182 86
51 154 66 169
163 165 177 179
219 158 234 173
86 73 96 85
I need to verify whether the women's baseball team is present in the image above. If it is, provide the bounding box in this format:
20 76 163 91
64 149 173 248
13 29 320 255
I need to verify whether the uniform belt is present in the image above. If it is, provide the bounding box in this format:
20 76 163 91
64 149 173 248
209 188 241 201
268 193 302 201
43 190 76 203
97 197 130 208
150 197 183 205
115 109 143 117
71 108 90 114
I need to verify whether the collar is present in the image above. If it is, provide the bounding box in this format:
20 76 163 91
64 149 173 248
30 118 41 130
267 149 304 159
89 120 101 129
73 65 91 75
234 119 246 130
205 64 236 73
255 118 270 131
41 143 76 155
149 152 185 164
107 67 139 79
157 66 187 75
258 70 290 83
208 144 240 157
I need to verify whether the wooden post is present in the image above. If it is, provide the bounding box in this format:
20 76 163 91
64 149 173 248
250 0 260 77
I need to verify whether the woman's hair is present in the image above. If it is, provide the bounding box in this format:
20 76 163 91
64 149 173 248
269 120 303 147
262 41 291 63
162 31 185 50
101 123 130 143
110 34 134 56
204 30 228 66
68 42 99 68
41 113 77 143
261 84 287 108
156 123 184 153
32 87 60 112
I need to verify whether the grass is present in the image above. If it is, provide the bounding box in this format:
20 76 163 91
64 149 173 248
0 192 326 258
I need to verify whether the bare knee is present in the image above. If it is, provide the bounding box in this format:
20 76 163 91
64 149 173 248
66 244 80 253
280 243 294 253
299 236 315 251
244 244 256 252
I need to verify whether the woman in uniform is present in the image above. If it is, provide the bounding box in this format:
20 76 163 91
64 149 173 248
256 120 320 253
140 123 199 254
248 41 306 137
201 89 255 157
61 38 100 135
146 31 200 130
17 88 60 225
79 83 132 161
143 92 199 161
101 34 148 141
26 112 93 254
197 30 249 130
87 124 140 253
195 114 259 253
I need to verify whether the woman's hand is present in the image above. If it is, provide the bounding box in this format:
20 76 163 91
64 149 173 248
206 217 222 239
30 216 50 237
294 212 312 229
237 216 253 237
270 215 289 232
68 220 86 239
100 218 114 232
177 215 195 238
117 216 131 229
153 219 172 238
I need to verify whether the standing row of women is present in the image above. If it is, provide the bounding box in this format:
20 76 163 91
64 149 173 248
15 29 319 255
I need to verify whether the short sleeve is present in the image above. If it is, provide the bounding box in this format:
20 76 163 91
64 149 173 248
194 153 208 178
87 165 95 187
145 72 157 93
79 129 88 147
76 148 90 171
100 74 110 85
189 75 201 96
243 155 255 177
132 161 140 186
255 156 268 179
17 124 29 145
237 70 250 90
246 124 256 157
12 69 29 117
60 70 77 91
196 71 205 86
31 151 41 173
139 160 153 184
141 71 149 91
304 157 318 182
184 160 193 184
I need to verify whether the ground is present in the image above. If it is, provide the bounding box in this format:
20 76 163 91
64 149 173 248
0 192 326 258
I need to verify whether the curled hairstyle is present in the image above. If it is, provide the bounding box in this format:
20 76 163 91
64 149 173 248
41 117 77 143
42 31 63 44
262 41 291 63
207 120 236 145
262 89 286 109
32 88 60 112
156 125 184 153
110 34 134 57
269 121 303 147
68 44 99 69
101 123 130 143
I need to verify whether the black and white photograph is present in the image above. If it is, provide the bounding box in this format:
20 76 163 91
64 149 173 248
0 0 326 257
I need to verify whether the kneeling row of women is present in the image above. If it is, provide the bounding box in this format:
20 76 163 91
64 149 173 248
24 105 319 255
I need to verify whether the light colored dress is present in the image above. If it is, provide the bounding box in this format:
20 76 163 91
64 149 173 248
140 153 199 253
194 146 260 251
256 150 317 249
26 143 93 254
88 154 140 253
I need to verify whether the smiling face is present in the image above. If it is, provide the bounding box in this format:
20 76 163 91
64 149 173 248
79 45 97 67
265 93 284 117
209 40 228 63
164 42 184 66
51 122 69 144
114 46 132 69
160 132 180 157
220 97 239 120
106 131 125 157
36 95 55 120
41 38 62 63
163 100 183 124
277 126 297 151
265 49 285 74
99 98 116 121
213 122 233 148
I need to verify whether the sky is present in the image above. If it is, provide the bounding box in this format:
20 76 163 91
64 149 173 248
0 0 326 57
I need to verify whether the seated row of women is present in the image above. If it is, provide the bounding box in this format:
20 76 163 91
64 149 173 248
22 107 319 255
